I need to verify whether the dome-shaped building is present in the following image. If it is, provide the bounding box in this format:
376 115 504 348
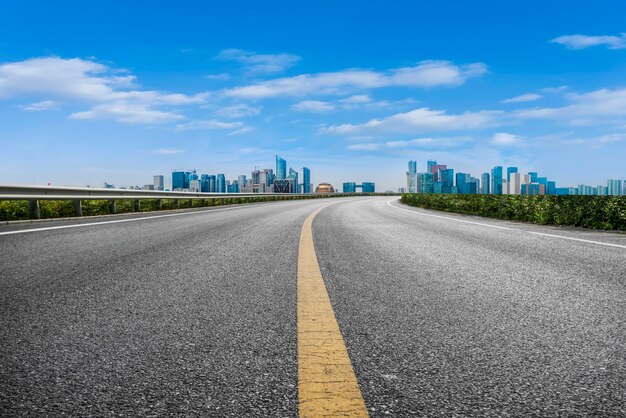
315 183 335 194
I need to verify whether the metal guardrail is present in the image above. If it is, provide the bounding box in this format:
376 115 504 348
0 184 398 219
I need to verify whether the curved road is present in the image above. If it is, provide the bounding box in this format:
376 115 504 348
1 197 625 416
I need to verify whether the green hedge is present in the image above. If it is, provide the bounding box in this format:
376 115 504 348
400 193 626 230
0 193 397 222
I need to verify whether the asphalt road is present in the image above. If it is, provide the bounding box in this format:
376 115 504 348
1 197 625 416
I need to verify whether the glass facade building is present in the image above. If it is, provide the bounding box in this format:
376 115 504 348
302 167 311 193
491 166 503 194
276 155 287 180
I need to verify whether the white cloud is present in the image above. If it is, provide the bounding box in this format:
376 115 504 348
70 102 183 124
322 107 499 136
501 93 542 103
0 56 206 124
340 95 373 104
292 100 335 112
551 33 626 50
151 148 184 155
21 100 58 111
347 136 472 151
216 48 300 75
174 119 244 131
491 132 522 146
227 126 254 135
515 87 626 123
237 147 260 153
215 103 262 118
223 60 487 99
206 73 230 81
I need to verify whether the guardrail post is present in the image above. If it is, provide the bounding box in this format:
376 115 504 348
188 199 193 208
108 200 117 214
133 199 141 212
73 199 83 217
156 199 162 210
174 199 180 209
29 199 41 219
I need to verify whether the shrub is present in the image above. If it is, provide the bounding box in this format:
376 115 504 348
400 193 626 230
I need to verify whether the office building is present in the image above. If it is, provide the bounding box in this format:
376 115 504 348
288 168 299 193
506 167 518 183
216 174 226 193
276 155 287 180
153 175 164 191
302 167 311 193
509 172 521 195
407 160 418 193
491 166 503 194
480 173 490 194
608 179 622 196
343 182 356 193
361 182 375 193
172 171 189 190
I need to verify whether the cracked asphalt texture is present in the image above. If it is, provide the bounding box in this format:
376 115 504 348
2 197 625 416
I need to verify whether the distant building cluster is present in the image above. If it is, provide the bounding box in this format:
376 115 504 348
406 159 626 196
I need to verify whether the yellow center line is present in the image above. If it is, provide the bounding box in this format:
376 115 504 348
297 207 369 417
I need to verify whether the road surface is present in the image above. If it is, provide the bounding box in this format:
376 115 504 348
1 197 625 416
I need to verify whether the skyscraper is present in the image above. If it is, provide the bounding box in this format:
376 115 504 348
491 166 503 194
407 161 418 193
361 182 375 193
153 175 164 191
302 167 311 193
506 167 518 183
343 182 356 193
172 171 189 190
276 155 287 180
480 173 490 194
426 160 437 174
509 172 521 195
216 174 226 193
608 179 622 196
288 168 299 193
418 173 434 193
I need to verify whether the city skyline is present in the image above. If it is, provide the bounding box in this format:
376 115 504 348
2 1 626 190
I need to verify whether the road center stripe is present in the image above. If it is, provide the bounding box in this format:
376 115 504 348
297 207 369 417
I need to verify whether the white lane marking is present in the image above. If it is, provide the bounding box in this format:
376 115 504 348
0 202 282 236
387 199 626 250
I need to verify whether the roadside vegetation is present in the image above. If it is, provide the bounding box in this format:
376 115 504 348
401 193 626 230
0 194 395 222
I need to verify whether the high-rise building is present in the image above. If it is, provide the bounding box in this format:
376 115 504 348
361 182 375 193
480 173 490 194
216 174 226 193
172 171 189 190
343 182 356 193
153 175 164 191
302 167 311 193
189 179 201 192
407 161 418 193
276 155 287 180
430 164 447 182
608 179 622 195
418 173 434 193
491 166 503 194
426 160 437 174
200 174 210 192
238 175 247 190
456 173 470 194
509 172 521 195
506 167 518 183
288 168 299 193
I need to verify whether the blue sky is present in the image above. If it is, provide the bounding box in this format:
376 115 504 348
1 0 626 190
